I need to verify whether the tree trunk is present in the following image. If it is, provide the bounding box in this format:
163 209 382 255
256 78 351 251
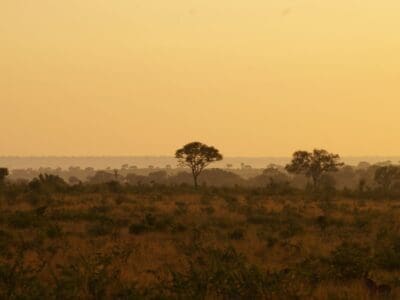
312 175 318 191
191 169 198 189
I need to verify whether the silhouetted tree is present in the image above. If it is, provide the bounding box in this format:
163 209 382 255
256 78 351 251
125 173 147 185
68 176 81 185
148 171 168 184
29 174 67 193
374 165 400 195
249 167 289 188
87 171 115 184
175 142 223 188
358 178 367 195
285 149 343 190
0 168 9 184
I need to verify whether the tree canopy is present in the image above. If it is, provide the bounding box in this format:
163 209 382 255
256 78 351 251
374 165 400 194
285 149 343 189
175 142 223 188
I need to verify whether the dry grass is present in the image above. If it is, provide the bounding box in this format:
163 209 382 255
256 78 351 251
1 190 400 299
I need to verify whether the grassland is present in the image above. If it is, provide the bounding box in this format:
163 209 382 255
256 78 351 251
1 187 400 299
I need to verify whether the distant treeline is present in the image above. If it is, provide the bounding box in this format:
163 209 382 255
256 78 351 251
1 160 400 195
2 142 400 199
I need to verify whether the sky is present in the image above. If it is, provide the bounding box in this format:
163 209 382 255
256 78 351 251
1 1 400 157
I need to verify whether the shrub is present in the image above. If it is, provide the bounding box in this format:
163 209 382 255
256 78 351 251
0 230 12 256
257 231 278 247
375 235 400 270
53 250 126 299
144 213 156 227
279 219 303 239
129 223 148 235
165 246 270 299
316 215 328 231
330 243 370 280
170 222 187 234
45 224 63 239
200 193 214 205
201 206 215 215
229 228 245 240
223 195 239 211
0 243 49 299
87 221 114 237
174 201 188 215
7 211 43 229
129 213 173 235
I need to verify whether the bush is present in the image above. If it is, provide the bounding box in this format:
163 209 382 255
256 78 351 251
128 213 173 235
201 206 215 215
52 250 128 299
170 222 187 233
45 224 63 239
129 223 148 235
7 211 43 229
165 246 270 299
87 221 114 237
316 215 328 231
279 219 303 239
375 235 400 270
174 201 188 215
229 228 245 240
330 243 370 280
257 231 278 247
0 230 12 256
315 215 344 231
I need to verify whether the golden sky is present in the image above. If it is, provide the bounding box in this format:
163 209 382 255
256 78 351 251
1 1 400 156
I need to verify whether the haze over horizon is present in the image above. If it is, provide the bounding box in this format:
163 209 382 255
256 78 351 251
1 155 400 170
2 1 400 157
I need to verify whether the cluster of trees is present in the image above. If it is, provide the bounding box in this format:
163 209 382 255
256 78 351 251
374 165 400 195
2 142 400 197
173 143 400 196
173 144 343 191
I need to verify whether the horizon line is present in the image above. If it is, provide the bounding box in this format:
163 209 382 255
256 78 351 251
1 155 400 158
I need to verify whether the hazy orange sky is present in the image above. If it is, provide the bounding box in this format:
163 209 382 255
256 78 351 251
1 1 400 156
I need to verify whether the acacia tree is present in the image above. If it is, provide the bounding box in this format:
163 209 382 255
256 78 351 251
374 165 400 195
175 142 223 188
285 149 343 190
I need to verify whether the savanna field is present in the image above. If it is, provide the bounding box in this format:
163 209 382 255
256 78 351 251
1 184 400 299
4 1 400 298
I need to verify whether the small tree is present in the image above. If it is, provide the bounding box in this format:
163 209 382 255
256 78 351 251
0 168 9 184
374 165 399 195
285 149 343 190
175 142 223 188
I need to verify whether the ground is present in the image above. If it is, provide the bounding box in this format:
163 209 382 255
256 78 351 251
0 188 399 299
